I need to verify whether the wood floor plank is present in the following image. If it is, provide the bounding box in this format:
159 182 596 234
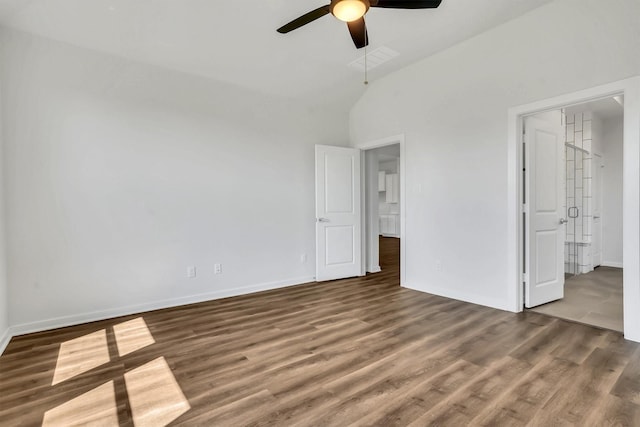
529 346 632 425
470 355 579 426
407 356 532 426
550 322 608 364
355 359 484 426
610 347 640 405
1 237 639 426
584 394 640 427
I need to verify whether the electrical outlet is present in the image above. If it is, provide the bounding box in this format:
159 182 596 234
187 266 196 278
435 261 442 272
301 253 307 263
214 263 222 274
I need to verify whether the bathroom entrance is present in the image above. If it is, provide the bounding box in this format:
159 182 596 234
525 97 624 331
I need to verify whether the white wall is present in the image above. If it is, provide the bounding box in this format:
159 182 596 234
602 115 624 267
0 73 8 353
0 29 349 333
350 0 640 310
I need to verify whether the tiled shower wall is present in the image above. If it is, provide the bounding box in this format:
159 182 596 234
565 112 593 275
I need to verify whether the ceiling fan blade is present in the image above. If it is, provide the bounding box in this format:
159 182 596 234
371 0 442 9
347 17 368 49
277 5 331 33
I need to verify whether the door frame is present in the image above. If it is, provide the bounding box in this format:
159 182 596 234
592 151 604 269
356 134 406 285
507 76 640 342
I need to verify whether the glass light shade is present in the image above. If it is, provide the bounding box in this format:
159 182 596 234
332 0 367 22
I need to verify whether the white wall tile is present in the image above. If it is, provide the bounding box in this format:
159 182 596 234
566 124 575 141
583 120 592 139
584 178 592 199
583 157 591 176
575 131 583 148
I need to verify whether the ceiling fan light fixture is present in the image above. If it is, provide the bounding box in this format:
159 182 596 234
331 0 370 22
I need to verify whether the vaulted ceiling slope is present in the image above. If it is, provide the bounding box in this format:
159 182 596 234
0 0 554 107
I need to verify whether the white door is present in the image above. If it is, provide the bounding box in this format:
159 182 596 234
315 145 362 281
592 153 603 267
525 116 566 308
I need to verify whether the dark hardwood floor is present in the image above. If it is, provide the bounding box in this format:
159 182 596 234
1 236 640 425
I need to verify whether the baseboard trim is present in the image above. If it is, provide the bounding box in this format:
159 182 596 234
601 261 623 269
402 281 513 313
0 327 11 356
10 276 315 337
367 266 382 273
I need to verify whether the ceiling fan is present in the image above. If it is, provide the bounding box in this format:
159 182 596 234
277 0 443 49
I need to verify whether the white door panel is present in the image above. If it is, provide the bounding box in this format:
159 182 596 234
525 116 565 308
536 231 559 284
316 145 361 281
325 155 355 213
535 134 559 212
325 226 355 265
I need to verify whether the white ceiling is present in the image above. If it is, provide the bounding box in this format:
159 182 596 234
0 0 555 106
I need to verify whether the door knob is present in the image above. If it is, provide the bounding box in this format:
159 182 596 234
317 218 330 223
559 218 568 224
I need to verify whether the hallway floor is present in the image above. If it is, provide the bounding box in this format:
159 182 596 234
530 267 623 332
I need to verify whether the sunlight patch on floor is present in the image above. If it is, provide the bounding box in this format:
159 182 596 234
125 356 190 426
42 381 118 426
113 317 155 357
52 329 110 385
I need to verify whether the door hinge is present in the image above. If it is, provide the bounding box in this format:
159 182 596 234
522 273 529 284
522 203 528 214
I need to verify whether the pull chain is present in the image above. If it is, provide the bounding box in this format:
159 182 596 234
364 31 368 85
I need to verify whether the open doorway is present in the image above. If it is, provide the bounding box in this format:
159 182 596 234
509 78 640 340
357 135 405 284
523 97 624 331
367 144 400 274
